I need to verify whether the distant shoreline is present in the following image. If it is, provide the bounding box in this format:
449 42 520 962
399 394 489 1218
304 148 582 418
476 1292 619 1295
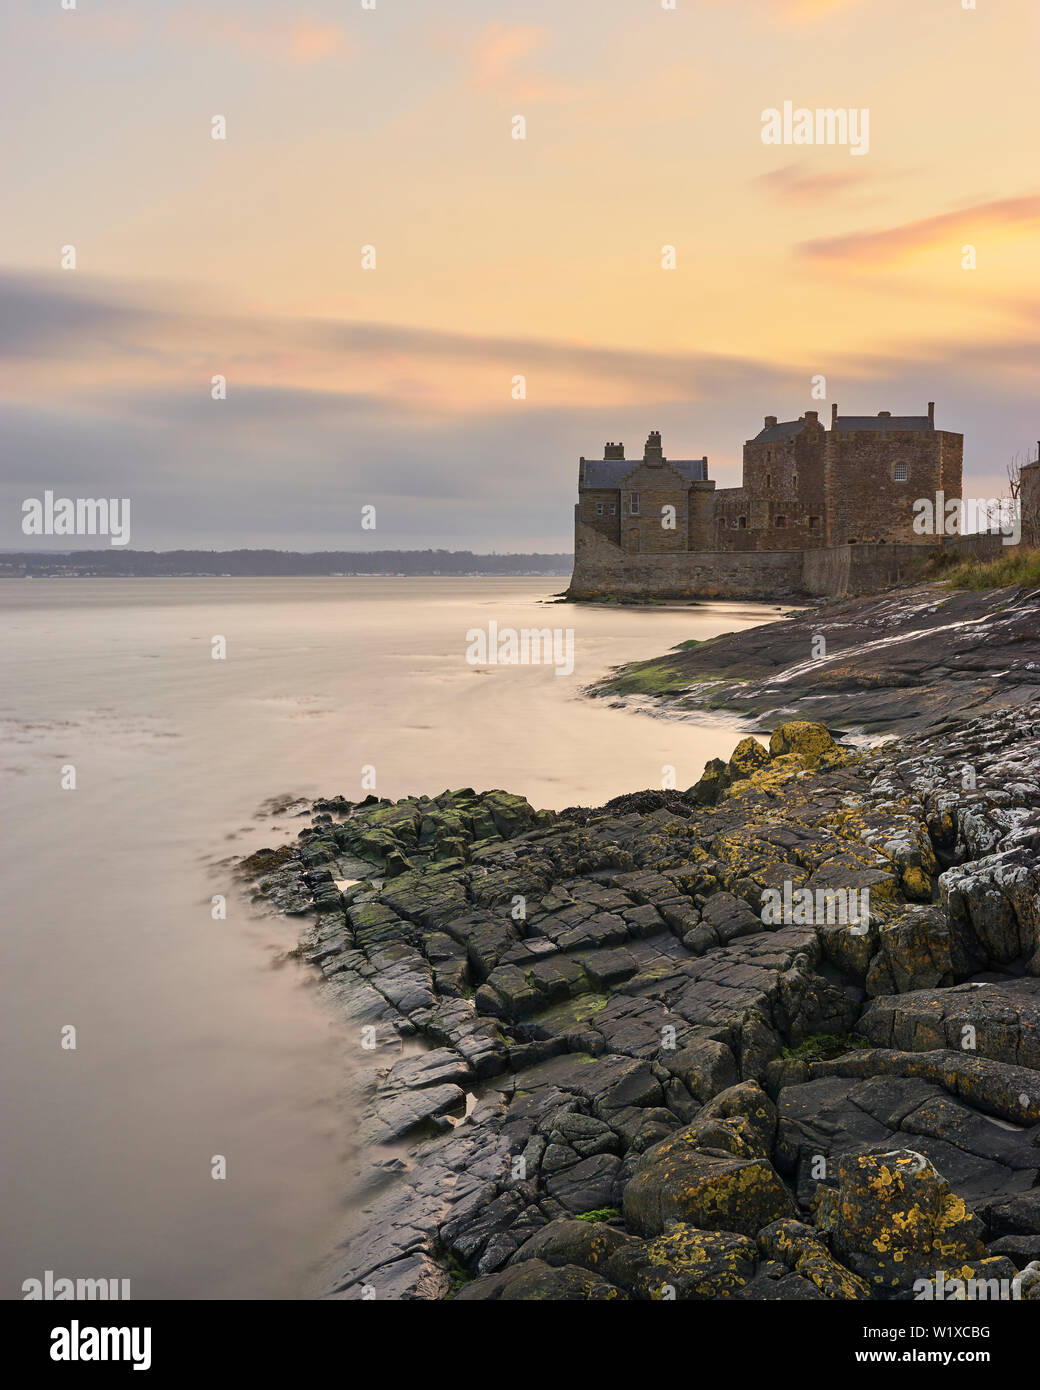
0 549 573 580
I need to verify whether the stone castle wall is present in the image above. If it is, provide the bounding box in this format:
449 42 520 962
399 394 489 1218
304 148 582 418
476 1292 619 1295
824 428 962 547
569 521 1005 601
1022 460 1040 547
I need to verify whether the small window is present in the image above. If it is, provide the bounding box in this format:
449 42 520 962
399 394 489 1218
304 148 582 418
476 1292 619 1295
808 516 820 530
629 492 640 515
792 474 798 489
893 462 908 482
765 473 771 488
775 515 787 528
595 502 604 516
738 516 747 529
609 504 616 516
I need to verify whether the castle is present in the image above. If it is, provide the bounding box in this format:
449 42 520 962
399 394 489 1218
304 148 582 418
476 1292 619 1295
568 405 1006 600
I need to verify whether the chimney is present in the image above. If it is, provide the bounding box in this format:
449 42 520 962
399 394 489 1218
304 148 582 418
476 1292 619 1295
644 430 663 462
804 410 818 425
878 410 891 418
604 441 625 460
928 402 935 426
764 415 777 428
831 403 838 426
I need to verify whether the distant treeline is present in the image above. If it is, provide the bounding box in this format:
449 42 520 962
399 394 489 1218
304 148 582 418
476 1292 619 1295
0 549 574 578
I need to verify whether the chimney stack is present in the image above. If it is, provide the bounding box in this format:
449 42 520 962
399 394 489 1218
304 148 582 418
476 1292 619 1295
928 402 935 426
831 403 838 426
764 415 777 428
804 410 818 425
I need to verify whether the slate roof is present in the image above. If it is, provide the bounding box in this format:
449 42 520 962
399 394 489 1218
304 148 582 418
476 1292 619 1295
751 421 806 444
581 458 708 489
833 416 933 432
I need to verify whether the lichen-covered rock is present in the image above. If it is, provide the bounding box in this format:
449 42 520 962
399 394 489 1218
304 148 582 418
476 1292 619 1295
728 736 770 781
864 906 953 997
813 1151 986 1291
757 1218 870 1300
623 1135 795 1238
626 1225 757 1300
768 721 840 767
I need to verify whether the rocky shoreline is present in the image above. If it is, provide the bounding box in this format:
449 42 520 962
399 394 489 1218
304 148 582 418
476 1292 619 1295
244 582 1040 1301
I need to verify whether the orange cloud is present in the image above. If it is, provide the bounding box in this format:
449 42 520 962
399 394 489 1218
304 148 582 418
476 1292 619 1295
799 193 1040 265
166 10 352 65
468 23 572 102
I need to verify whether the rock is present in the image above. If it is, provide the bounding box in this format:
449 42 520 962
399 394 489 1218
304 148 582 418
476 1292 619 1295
454 1259 626 1300
546 1154 622 1213
728 736 770 781
865 906 953 996
757 1218 870 1300
623 1129 795 1238
618 1225 758 1300
768 721 840 767
813 1151 986 1292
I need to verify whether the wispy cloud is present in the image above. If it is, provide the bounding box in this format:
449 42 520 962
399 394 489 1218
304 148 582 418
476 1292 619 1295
798 193 1040 265
163 8 352 66
753 161 868 202
467 23 574 102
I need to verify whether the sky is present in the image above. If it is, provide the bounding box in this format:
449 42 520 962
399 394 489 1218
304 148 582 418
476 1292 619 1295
2 0 1039 551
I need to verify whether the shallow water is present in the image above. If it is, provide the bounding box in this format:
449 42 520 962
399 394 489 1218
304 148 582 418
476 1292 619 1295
0 577 782 1298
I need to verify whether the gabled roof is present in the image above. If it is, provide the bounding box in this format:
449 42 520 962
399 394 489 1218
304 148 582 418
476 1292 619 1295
833 416 932 432
751 420 806 443
581 458 708 489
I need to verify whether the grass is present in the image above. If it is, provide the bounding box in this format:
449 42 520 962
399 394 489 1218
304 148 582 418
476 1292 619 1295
574 1207 622 1223
933 546 1040 590
600 657 693 696
781 1033 871 1063
443 1253 473 1294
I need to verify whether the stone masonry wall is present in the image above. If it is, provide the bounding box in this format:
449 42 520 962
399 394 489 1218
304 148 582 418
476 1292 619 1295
824 429 962 547
618 460 692 555
570 523 1003 601
1021 460 1040 547
569 520 805 599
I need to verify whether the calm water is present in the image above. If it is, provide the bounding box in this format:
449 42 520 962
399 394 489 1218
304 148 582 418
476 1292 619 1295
0 577 779 1299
